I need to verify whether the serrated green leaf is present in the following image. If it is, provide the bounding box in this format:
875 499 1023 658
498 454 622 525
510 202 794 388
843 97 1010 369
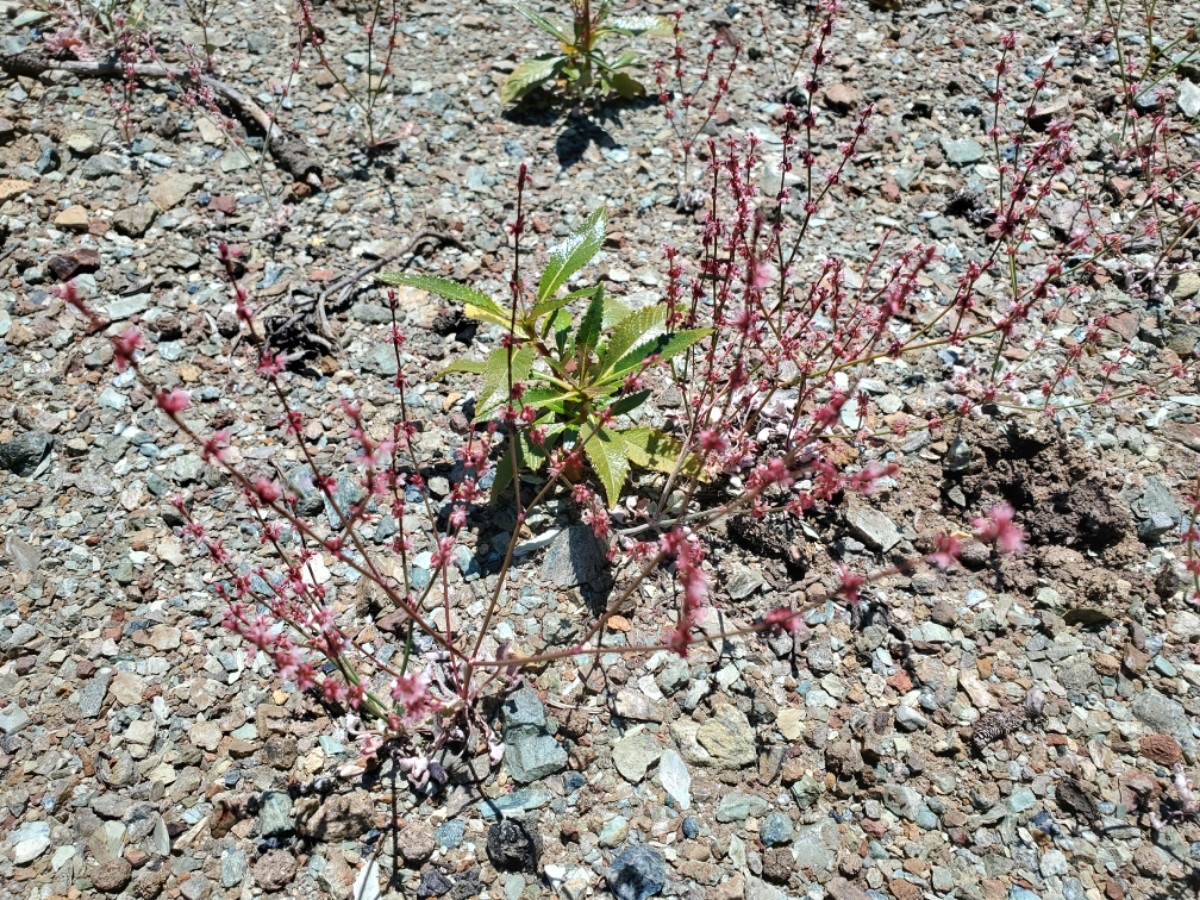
538 207 607 304
515 5 571 42
603 50 639 71
477 344 535 420
599 305 667 374
530 285 598 324
619 426 699 477
377 272 511 328
602 296 632 329
574 283 605 363
584 426 630 508
502 54 565 104
608 327 713 379
520 386 569 414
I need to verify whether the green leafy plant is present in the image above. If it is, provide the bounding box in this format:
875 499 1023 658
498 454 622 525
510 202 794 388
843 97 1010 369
378 206 710 506
502 0 671 104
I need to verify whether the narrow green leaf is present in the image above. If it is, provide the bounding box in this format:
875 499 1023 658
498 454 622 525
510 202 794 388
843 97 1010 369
529 285 597 323
607 388 651 418
608 327 713 379
584 427 630 508
502 55 564 104
538 207 607 304
490 441 519 502
377 272 511 328
515 6 571 42
599 305 667 374
437 358 489 378
574 283 605 364
647 327 713 366
603 50 640 71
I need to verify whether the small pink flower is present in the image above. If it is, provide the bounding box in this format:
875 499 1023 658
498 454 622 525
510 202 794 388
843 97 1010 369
973 503 1025 555
111 327 143 371
762 607 803 634
927 533 961 572
156 389 190 414
201 430 230 463
254 478 282 503
835 564 866 606
430 536 456 570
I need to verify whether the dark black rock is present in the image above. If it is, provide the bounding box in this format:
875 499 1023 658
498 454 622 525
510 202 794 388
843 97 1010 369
606 845 667 900
0 431 51 476
485 819 542 873
417 869 453 899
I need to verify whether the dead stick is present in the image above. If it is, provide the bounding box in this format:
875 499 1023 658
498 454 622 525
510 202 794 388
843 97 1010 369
0 51 322 186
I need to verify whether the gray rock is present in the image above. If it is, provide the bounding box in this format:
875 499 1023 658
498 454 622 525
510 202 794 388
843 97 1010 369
1132 477 1182 543
435 820 466 849
656 657 690 695
78 671 112 718
0 705 30 735
172 453 205 484
112 205 157 237
88 821 126 862
845 505 901 552
910 621 952 643
0 431 51 476
1040 848 1069 877
792 820 837 871
716 792 769 823
1056 659 1098 692
613 730 661 783
10 821 51 864
505 732 567 783
670 703 756 769
1132 690 1196 755
726 563 765 600
605 845 667 900
894 705 928 731
806 636 835 674
502 687 547 732
882 784 921 821
258 791 294 836
941 137 986 166
1008 787 1037 813
477 788 552 820
658 749 691 810
615 689 665 723
761 812 794 847
1179 80 1200 119
81 153 128 178
221 848 249 887
540 525 606 588
791 775 822 809
106 293 153 321
598 815 630 848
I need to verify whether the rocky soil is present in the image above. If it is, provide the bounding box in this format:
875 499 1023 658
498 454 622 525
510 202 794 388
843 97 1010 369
1 1 1200 900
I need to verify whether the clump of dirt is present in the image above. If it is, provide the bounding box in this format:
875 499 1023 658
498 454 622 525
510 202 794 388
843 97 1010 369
948 420 1133 557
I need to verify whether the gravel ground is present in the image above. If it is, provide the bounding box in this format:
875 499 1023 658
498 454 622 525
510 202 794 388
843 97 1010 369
2 1 1200 899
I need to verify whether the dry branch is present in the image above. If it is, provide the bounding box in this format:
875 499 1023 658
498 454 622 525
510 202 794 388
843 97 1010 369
0 52 322 186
